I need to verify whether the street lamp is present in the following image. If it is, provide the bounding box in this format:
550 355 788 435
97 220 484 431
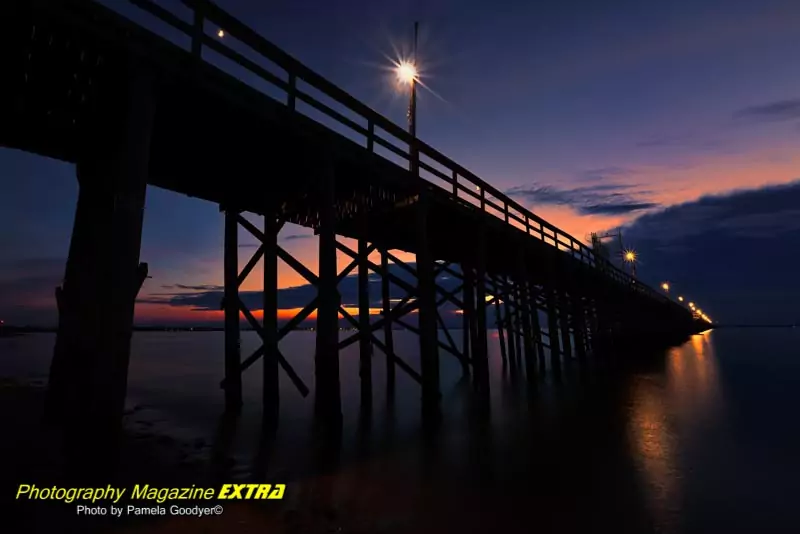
623 249 637 277
395 22 420 174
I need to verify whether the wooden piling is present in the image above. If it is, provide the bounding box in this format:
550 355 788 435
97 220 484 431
314 161 342 427
547 289 562 377
493 279 507 363
224 209 243 414
559 291 573 361
262 213 279 426
572 296 587 363
463 265 476 376
529 286 546 372
358 233 372 412
473 231 490 394
513 282 525 365
504 279 518 367
46 63 156 477
416 193 440 416
381 251 395 402
518 258 536 380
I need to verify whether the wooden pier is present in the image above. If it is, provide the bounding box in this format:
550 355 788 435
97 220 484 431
0 0 708 470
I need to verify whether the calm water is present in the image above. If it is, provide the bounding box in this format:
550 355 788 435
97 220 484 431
2 329 800 533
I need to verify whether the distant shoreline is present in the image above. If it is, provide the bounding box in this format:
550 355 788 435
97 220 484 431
2 324 795 336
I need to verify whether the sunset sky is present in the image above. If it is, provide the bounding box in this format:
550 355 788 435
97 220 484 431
2 0 800 326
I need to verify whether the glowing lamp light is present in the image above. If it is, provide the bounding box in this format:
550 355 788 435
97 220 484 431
678 296 684 302
623 250 636 262
396 61 418 86
217 29 225 38
688 302 695 308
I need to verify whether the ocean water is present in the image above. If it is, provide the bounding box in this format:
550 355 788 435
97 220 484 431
2 328 800 533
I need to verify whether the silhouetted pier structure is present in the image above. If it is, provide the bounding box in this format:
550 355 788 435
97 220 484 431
1 0 707 464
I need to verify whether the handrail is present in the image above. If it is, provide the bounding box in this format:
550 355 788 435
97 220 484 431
126 0 678 308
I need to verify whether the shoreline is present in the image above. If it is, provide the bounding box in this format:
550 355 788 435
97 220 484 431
1 378 389 534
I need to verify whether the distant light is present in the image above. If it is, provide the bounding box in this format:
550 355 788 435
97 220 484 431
623 250 637 263
217 29 225 38
696 309 703 315
678 296 684 302
688 302 695 308
661 282 670 292
396 61 418 85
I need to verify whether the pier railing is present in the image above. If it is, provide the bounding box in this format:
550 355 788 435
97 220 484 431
126 0 672 305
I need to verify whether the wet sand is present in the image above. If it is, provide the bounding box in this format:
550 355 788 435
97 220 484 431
1 379 373 534
2 375 657 534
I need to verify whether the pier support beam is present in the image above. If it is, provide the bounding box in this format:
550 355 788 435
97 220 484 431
463 266 476 373
518 254 536 380
559 291 573 361
381 252 395 403
547 289 562 378
473 230 490 395
358 230 372 414
529 286 546 372
493 279 507 364
505 278 517 368
223 208 242 414
46 63 156 477
417 193 440 419
572 296 587 363
314 162 342 429
262 212 280 427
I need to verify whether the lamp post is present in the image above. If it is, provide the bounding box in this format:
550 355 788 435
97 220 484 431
623 249 637 278
395 22 420 175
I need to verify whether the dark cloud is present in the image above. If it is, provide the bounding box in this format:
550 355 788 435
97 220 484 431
506 182 658 215
733 99 800 123
621 180 800 324
160 284 224 291
135 263 471 326
582 202 660 215
283 234 313 241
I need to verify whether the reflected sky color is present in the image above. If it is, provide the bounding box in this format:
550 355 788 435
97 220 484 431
4 327 797 532
626 330 724 531
2 0 800 325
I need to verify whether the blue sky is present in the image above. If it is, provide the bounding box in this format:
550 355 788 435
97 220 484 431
2 0 799 325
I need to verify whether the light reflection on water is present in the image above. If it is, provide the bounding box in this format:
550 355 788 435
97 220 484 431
2 328 800 533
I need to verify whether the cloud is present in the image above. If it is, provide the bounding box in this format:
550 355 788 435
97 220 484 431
134 262 472 326
238 244 260 248
581 202 660 215
621 180 800 323
160 284 224 291
733 99 800 123
282 234 313 241
506 182 658 215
